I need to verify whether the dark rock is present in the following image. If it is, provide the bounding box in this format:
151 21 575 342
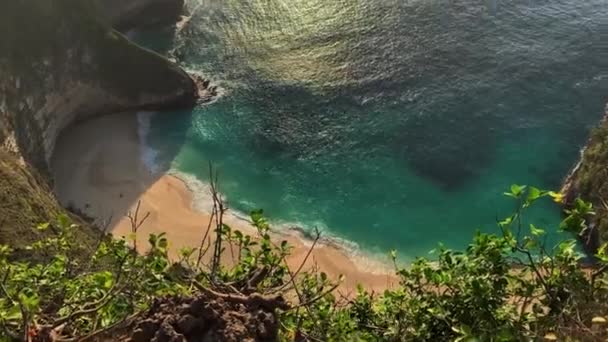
132 328 154 342
188 297 206 316
152 321 186 342
176 314 198 335
98 0 186 32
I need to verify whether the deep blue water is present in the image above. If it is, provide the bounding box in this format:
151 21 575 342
139 0 608 260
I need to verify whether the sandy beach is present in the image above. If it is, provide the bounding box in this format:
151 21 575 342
51 112 397 294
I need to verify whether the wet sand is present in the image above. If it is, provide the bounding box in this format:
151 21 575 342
51 112 397 294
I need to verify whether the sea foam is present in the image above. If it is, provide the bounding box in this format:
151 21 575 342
169 170 395 274
135 111 395 274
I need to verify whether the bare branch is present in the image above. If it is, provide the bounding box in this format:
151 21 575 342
272 227 321 294
287 282 341 311
195 209 215 270
208 162 228 283
126 201 150 252
193 281 289 311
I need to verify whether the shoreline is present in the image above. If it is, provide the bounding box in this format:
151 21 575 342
51 111 397 293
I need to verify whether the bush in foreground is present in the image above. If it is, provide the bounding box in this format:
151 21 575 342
1 186 608 341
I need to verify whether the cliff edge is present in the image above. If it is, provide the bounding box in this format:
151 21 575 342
562 104 608 252
97 0 186 31
0 0 196 248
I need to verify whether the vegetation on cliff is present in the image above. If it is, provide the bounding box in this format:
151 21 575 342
0 152 99 261
2 185 608 341
562 105 608 251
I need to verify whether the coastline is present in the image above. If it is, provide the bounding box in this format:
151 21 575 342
51 112 397 293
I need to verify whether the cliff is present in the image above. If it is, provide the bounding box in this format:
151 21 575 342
562 104 608 252
97 0 186 31
0 0 196 248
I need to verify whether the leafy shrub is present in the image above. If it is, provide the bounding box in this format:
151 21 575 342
1 186 608 341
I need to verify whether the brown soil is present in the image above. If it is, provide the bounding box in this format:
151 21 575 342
93 292 287 342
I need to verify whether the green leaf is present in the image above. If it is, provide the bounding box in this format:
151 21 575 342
0 245 13 258
36 222 50 231
525 186 542 206
597 243 608 264
558 240 576 255
57 214 71 229
2 305 22 321
179 247 193 259
18 292 39 313
523 237 537 250
250 209 264 223
498 215 514 228
222 224 232 234
148 233 158 246
530 224 545 237
548 191 565 203
504 184 526 198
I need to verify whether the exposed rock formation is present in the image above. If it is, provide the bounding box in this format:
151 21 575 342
0 0 196 247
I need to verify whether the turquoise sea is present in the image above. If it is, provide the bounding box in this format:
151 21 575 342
136 0 608 260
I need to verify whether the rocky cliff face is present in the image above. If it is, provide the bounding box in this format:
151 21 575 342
562 104 608 252
0 0 195 247
97 0 186 31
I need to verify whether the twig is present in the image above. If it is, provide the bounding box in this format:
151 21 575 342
209 163 228 282
126 201 150 252
61 312 141 342
53 251 130 328
195 209 215 271
287 282 341 311
0 267 27 340
242 267 270 294
591 264 608 286
52 281 128 328
193 281 289 311
271 227 321 294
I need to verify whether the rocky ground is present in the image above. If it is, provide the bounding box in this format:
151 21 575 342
86 290 289 342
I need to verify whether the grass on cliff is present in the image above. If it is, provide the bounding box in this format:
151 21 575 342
2 185 608 341
566 115 608 244
0 151 98 259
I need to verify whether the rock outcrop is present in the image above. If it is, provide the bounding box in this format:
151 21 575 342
96 293 285 341
0 0 196 247
97 0 186 31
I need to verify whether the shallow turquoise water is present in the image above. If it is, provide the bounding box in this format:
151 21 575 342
140 0 608 259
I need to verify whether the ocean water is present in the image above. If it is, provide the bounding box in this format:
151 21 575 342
137 0 608 260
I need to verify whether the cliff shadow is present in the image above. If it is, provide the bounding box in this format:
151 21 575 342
50 108 194 234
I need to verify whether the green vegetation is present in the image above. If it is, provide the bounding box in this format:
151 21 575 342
1 2 606 340
564 114 608 246
0 152 98 257
2 185 608 341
